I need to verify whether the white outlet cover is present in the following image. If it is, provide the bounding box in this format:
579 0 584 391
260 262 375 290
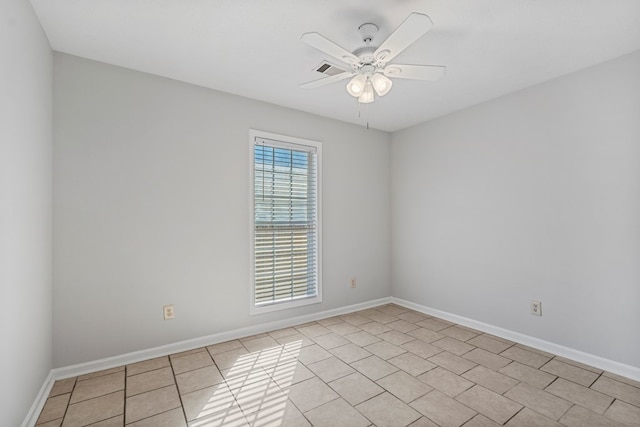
163 304 175 320
530 301 542 316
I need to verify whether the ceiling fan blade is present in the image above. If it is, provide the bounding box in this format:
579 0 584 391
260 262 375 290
300 71 354 89
301 32 360 66
383 64 445 80
374 13 433 63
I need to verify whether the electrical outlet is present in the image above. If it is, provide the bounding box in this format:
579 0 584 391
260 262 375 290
530 301 542 316
163 304 175 320
350 278 357 288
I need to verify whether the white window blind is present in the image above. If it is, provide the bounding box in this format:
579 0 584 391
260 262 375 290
250 131 321 312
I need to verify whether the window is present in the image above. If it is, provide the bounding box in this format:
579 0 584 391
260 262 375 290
249 130 322 314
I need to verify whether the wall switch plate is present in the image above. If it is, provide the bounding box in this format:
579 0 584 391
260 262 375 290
163 304 175 320
350 278 357 288
530 300 542 316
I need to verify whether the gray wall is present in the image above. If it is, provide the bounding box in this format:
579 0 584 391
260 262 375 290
391 51 640 367
0 0 53 424
53 53 391 367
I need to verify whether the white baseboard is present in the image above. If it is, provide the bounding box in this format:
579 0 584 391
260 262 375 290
51 296 392 381
20 370 54 427
23 295 640 426
392 297 640 382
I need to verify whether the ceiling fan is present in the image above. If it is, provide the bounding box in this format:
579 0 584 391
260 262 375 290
301 12 445 104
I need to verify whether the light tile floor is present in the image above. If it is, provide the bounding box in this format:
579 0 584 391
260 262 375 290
35 304 640 426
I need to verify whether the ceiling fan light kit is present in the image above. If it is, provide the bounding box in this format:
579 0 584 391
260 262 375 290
301 12 446 105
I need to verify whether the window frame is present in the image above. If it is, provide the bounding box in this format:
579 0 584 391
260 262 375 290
249 129 322 315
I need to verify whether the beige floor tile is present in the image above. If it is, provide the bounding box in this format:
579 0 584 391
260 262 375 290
326 321 362 336
377 370 433 403
388 352 437 377
463 414 501 427
505 407 563 427
432 337 475 356
462 365 518 394
270 359 315 389
344 330 382 347
267 327 298 339
467 335 513 354
499 361 557 388
377 304 409 316
439 326 480 342
416 318 454 331
603 371 640 388
379 330 415 345
172 348 208 358
62 391 124 427
172 351 215 374
402 339 444 359
188 404 248 427
329 343 372 363
77 367 124 382
296 323 331 338
408 327 445 343
232 379 286 415
357 392 421 427
410 390 476 427
287 377 339 412
312 332 350 349
500 346 551 369
428 351 477 375
396 311 430 324
127 356 170 376
387 319 420 334
463 348 511 371
540 359 600 387
307 356 355 382
127 366 175 397
176 365 224 395
553 355 602 374
69 371 124 404
559 405 626 427
274 333 315 348
305 397 370 427
83 414 123 426
591 376 640 407
504 382 572 420
127 408 186 426
241 335 280 353
359 321 393 335
364 340 407 360
351 355 399 380
125 385 181 424
37 393 71 424
290 343 332 365
245 398 310 427
545 378 613 414
328 371 385 405
49 378 76 397
419 367 474 397
456 385 523 424
365 311 398 324
408 416 440 427
181 383 237 421
35 419 63 427
316 316 343 327
604 399 640 426
514 344 555 358
211 348 251 370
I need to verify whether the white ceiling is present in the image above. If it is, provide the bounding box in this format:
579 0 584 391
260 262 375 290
30 0 640 132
